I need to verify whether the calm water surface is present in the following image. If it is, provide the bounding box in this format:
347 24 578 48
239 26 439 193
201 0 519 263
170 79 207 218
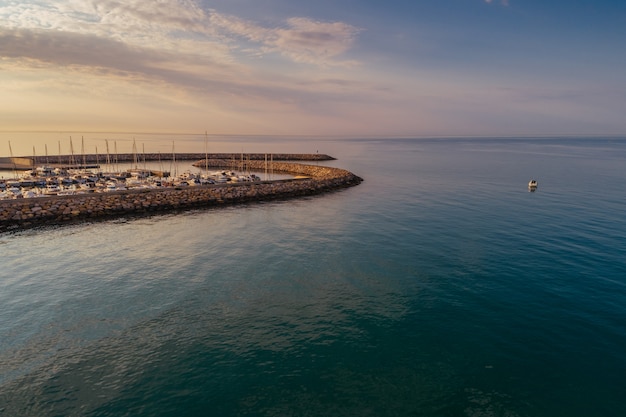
1 137 625 416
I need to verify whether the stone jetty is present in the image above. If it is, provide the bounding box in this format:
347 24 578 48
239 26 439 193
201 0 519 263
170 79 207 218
25 152 335 168
0 160 362 232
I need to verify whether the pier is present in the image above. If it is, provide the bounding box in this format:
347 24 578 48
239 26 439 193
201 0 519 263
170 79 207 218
0 157 33 170
5 152 335 171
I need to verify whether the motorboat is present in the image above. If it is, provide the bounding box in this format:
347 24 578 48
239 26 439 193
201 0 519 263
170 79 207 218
528 179 538 191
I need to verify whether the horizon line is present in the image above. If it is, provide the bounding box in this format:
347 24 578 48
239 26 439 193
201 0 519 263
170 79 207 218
1 131 625 140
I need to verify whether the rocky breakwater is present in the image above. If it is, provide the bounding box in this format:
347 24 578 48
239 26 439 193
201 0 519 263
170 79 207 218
0 161 362 232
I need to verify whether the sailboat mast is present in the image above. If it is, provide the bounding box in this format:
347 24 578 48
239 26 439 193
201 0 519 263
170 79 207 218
132 138 138 169
82 136 86 168
205 131 208 173
8 141 16 178
114 141 118 174
69 136 75 167
105 139 110 173
172 141 177 177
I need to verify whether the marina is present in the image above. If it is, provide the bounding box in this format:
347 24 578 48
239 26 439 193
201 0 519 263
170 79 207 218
0 157 363 232
0 165 262 200
0 152 334 200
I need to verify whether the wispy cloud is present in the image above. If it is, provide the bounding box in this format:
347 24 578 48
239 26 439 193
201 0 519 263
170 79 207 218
1 0 209 38
0 25 236 80
4 0 619 138
0 0 375 136
0 25 367 108
0 0 361 68
210 13 361 66
0 0 364 121
484 0 509 6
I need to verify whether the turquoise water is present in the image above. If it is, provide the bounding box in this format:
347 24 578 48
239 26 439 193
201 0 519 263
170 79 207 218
1 137 625 416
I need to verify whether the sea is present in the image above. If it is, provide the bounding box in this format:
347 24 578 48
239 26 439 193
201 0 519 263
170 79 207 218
1 136 625 417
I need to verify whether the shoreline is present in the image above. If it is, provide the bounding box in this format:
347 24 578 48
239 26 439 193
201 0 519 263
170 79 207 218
0 160 362 233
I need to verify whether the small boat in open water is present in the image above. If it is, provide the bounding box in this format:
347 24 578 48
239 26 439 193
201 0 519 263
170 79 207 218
528 179 538 191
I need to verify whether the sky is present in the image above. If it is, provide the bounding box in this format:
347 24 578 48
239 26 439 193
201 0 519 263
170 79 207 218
1 0 625 143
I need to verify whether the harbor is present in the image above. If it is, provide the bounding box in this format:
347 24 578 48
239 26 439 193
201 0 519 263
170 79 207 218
0 158 363 231
0 152 336 200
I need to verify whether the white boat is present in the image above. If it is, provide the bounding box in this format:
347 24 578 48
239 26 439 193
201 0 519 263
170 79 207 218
528 179 538 190
22 189 40 198
7 187 22 198
125 177 144 188
103 181 127 192
44 184 61 195
57 189 77 196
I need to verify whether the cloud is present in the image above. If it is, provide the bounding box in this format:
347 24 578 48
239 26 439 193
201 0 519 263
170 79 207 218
484 0 509 6
91 0 206 31
0 28 148 72
274 17 361 66
0 24 373 128
0 0 361 67
210 13 361 66
0 0 207 34
0 0 366 120
0 0 374 134
0 25 245 94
